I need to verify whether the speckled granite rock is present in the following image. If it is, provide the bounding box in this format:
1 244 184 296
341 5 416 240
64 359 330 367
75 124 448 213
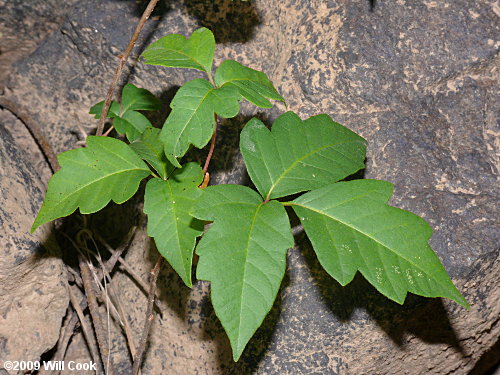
1 0 498 373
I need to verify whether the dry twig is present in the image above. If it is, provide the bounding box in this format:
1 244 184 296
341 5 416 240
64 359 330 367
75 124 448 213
132 256 164 375
53 308 79 362
107 285 139 365
79 254 116 375
37 306 79 375
65 230 141 369
94 231 163 315
94 226 137 279
68 285 104 375
86 244 139 363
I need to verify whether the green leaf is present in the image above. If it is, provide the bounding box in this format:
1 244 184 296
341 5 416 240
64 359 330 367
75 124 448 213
215 60 284 108
240 112 367 200
90 85 160 120
192 185 294 360
290 180 469 308
141 27 215 74
144 163 204 287
121 83 161 113
114 110 153 142
32 136 151 232
160 78 241 167
89 100 120 119
130 127 174 179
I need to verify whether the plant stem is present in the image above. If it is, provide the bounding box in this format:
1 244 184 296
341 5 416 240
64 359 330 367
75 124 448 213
96 0 160 136
68 285 104 375
79 255 116 375
132 256 164 375
203 115 218 174
207 72 216 87
93 230 163 315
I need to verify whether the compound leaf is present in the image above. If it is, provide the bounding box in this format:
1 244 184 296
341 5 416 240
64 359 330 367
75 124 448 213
191 184 294 360
144 163 204 287
114 110 153 142
215 60 284 108
241 112 367 200
90 84 160 142
89 84 160 119
89 100 120 119
141 27 215 74
291 180 469 308
32 136 151 232
130 127 174 179
121 83 161 113
160 78 241 167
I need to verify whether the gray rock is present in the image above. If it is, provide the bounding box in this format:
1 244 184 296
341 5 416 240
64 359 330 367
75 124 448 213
0 0 76 85
0 109 68 367
1 0 498 373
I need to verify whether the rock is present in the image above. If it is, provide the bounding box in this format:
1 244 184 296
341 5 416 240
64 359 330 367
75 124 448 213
0 109 68 368
1 0 498 373
0 0 77 85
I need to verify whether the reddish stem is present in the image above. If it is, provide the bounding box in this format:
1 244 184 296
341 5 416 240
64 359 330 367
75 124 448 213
96 0 160 136
203 116 218 174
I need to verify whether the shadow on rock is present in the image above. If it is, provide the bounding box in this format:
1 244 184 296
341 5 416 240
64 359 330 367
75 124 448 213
153 239 194 321
196 269 291 374
183 0 261 43
299 236 465 354
115 0 172 19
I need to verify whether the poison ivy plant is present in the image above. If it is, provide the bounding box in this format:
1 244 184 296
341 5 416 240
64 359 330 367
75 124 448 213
240 112 367 200
289 180 467 305
192 184 293 360
215 60 285 108
129 127 173 179
144 163 204 287
32 27 469 363
141 27 215 74
90 83 161 141
31 136 150 232
160 78 241 167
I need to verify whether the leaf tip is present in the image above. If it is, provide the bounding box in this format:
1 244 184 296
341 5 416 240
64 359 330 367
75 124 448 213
230 337 248 362
183 276 193 289
455 294 471 310
165 153 182 169
30 222 39 234
30 213 45 233
232 350 243 362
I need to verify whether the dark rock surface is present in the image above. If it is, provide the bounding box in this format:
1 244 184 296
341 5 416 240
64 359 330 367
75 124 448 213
0 109 68 367
1 0 498 373
0 0 76 84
